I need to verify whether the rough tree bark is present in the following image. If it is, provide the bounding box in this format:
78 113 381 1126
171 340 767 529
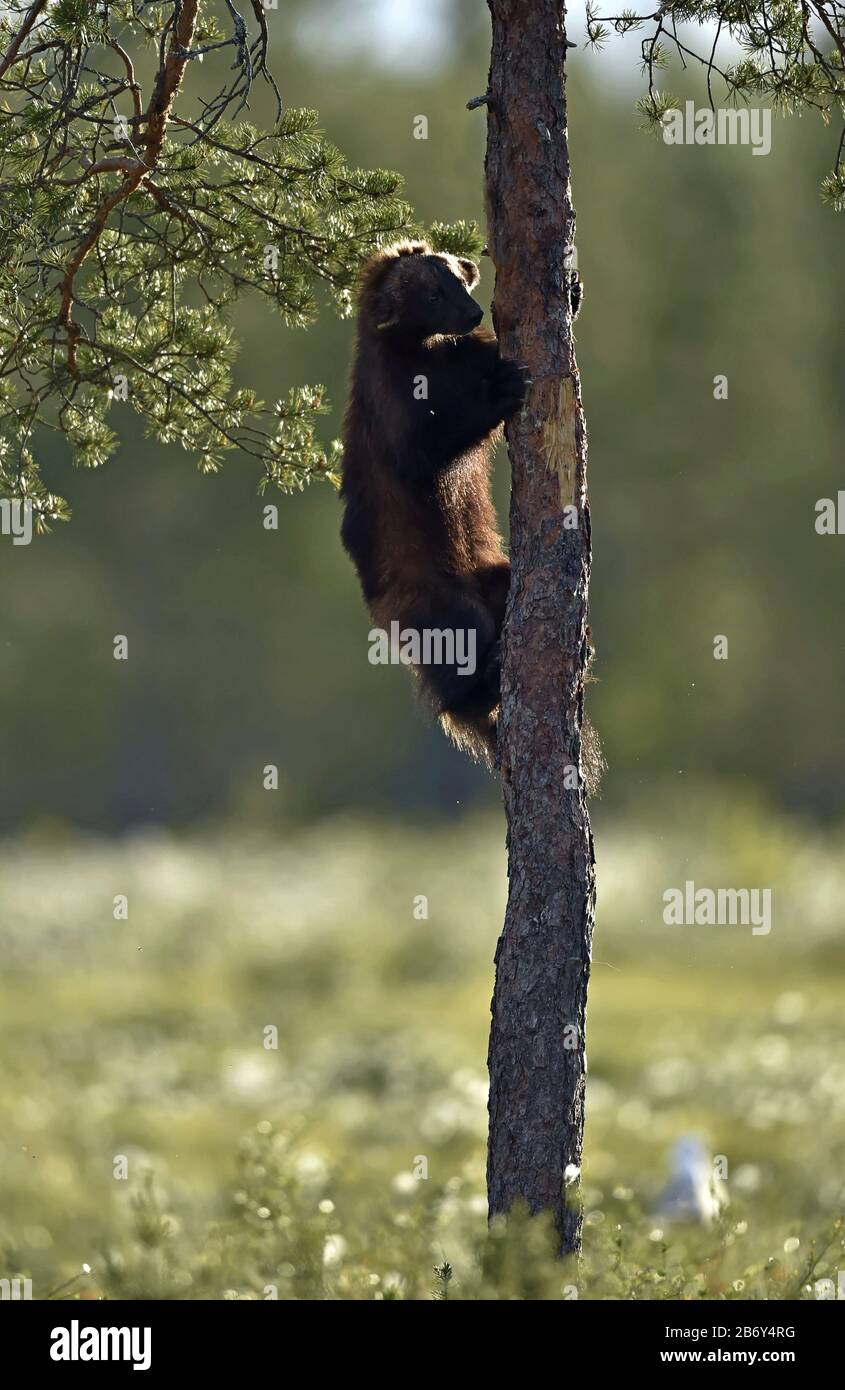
485 0 595 1255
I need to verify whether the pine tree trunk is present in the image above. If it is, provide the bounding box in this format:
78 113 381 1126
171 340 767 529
485 0 595 1255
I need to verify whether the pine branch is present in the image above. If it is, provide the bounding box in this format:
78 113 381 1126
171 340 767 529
588 0 845 193
0 2 455 521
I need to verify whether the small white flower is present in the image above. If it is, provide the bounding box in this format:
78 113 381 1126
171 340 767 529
323 1235 347 1267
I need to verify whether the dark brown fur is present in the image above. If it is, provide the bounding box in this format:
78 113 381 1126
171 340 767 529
340 241 526 763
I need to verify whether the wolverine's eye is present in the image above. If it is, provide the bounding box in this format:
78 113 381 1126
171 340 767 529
429 289 442 303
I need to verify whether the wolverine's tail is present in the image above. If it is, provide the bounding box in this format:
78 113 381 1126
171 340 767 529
439 708 498 769
441 708 605 792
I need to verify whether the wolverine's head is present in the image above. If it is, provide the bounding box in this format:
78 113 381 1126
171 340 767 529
358 240 483 341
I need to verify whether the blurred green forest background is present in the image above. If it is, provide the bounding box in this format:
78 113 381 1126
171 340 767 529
1 1 844 1298
1 0 843 832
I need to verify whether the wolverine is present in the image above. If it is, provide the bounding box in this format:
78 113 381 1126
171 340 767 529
340 239 526 764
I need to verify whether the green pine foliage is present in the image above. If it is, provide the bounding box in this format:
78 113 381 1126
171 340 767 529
586 0 845 206
0 2 481 527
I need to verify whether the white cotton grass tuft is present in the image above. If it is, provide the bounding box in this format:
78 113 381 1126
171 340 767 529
322 1234 347 1266
392 1171 417 1195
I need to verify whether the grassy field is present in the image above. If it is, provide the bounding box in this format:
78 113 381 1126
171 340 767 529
1 791 843 1299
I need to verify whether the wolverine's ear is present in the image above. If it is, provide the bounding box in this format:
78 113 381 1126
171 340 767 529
373 290 399 331
458 257 480 289
370 264 401 330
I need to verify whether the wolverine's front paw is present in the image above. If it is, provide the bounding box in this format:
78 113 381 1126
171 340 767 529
493 358 529 419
